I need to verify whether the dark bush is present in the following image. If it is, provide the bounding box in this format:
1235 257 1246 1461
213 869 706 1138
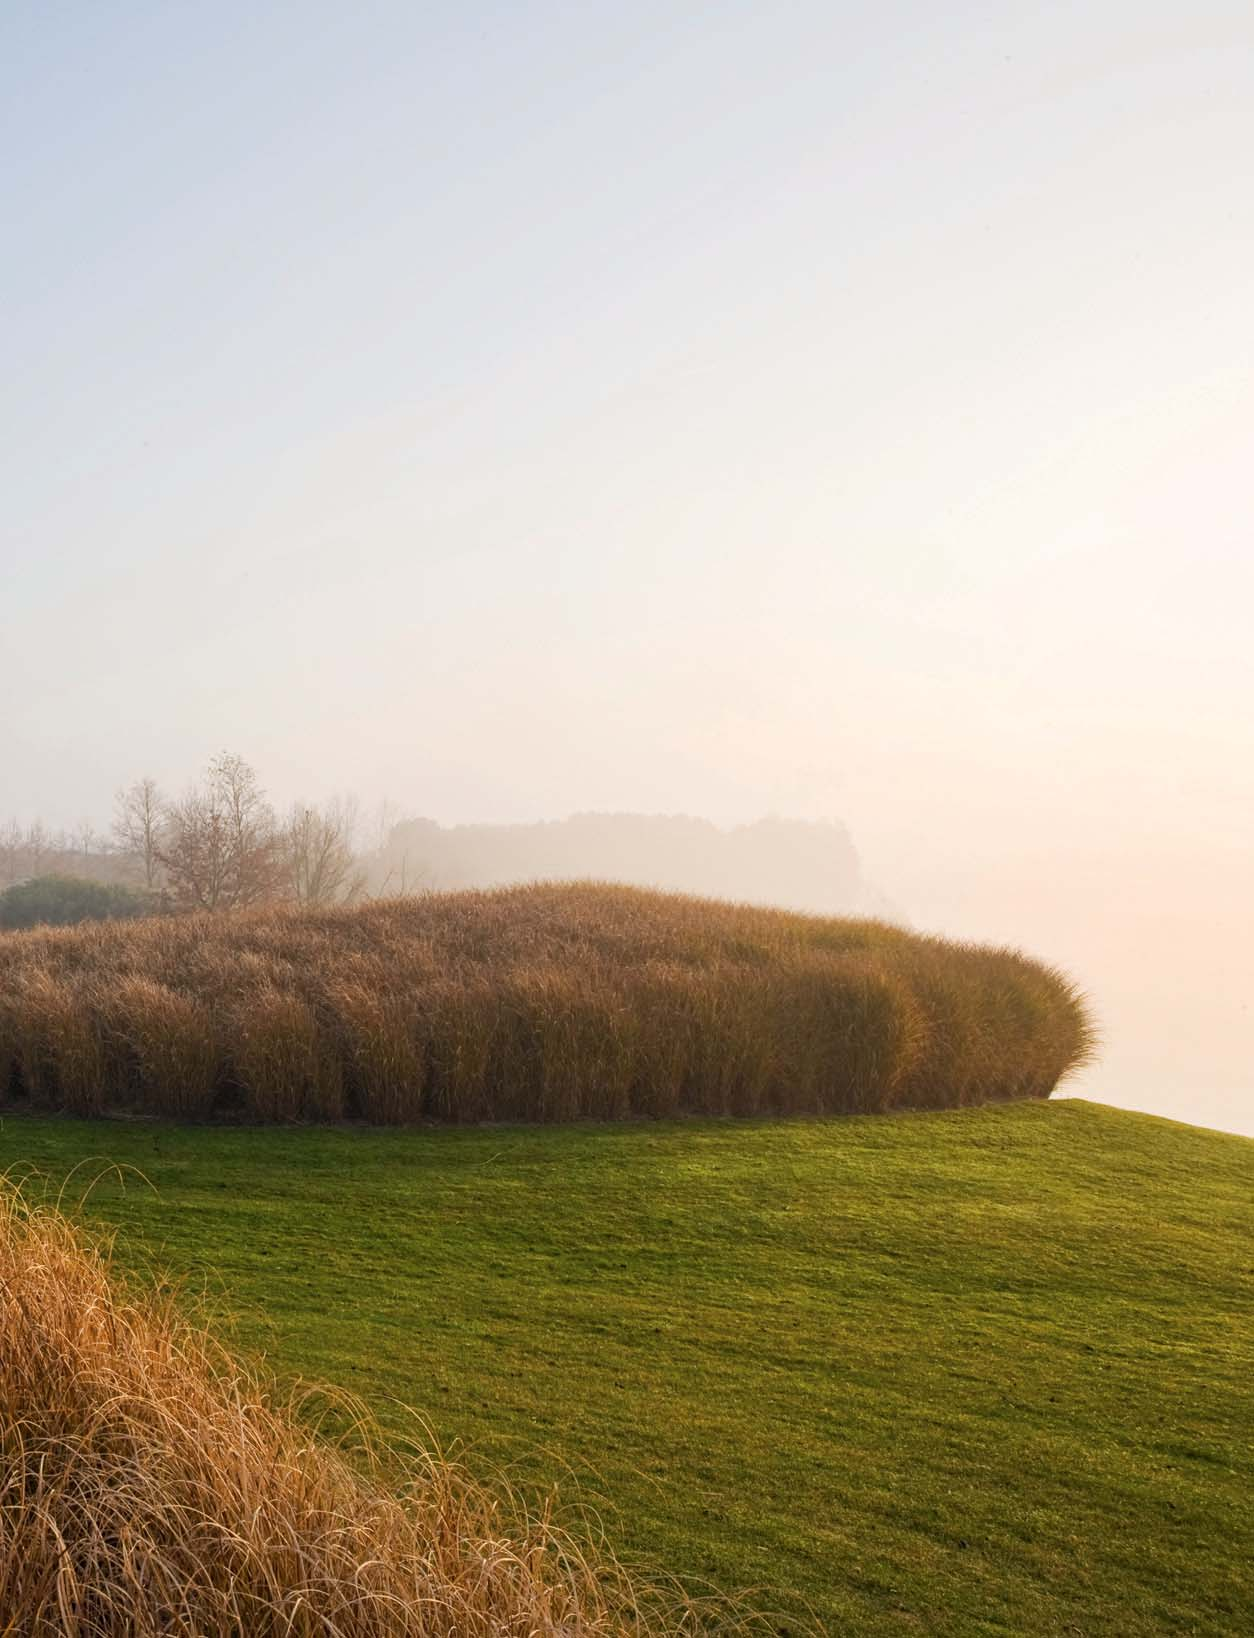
0 874 153 930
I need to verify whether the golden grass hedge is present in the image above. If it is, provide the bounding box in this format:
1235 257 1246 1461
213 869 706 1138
0 1185 740 1636
0 883 1093 1124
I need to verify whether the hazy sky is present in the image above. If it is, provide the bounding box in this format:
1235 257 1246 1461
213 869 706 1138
4 3 1252 1134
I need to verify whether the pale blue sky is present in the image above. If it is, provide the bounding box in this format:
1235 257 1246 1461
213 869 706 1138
3 2 1252 1130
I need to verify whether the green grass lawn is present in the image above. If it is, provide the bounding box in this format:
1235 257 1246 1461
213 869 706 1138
2 1099 1250 1635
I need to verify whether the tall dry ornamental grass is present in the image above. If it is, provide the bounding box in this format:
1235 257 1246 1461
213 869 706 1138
0 1185 739 1636
0 883 1094 1124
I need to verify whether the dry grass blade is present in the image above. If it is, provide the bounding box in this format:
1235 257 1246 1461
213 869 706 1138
0 882 1095 1125
0 1185 766 1636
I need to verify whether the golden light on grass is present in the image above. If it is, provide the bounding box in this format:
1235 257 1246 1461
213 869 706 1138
0 883 1094 1125
0 1183 755 1635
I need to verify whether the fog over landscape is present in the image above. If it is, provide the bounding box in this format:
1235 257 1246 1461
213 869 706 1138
3 10 1253 1635
5 1 1252 1137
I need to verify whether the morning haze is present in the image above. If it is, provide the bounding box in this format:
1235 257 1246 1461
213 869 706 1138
3 9 1253 1636
3 1 1251 1136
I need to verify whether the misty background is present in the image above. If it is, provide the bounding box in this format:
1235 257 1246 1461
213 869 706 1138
3 3 1251 1135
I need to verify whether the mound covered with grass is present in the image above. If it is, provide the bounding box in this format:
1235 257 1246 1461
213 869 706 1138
8 1103 1253 1635
0 883 1091 1123
0 1184 738 1636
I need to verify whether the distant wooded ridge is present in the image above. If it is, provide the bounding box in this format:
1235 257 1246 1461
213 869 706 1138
369 813 897 919
3 756 896 923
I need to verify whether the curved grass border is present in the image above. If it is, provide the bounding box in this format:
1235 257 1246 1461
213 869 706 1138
0 883 1094 1125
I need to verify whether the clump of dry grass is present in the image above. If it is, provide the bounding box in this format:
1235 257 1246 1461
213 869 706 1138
0 1184 745 1636
0 882 1094 1124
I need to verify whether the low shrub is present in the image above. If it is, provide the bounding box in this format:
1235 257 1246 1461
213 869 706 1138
0 872 153 929
2 967 105 1115
0 883 1094 1124
103 975 219 1119
232 985 344 1123
326 976 427 1123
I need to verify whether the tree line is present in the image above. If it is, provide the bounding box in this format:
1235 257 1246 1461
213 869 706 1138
2 754 363 926
3 771 893 931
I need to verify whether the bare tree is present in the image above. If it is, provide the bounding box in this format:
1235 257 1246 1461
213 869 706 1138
24 820 50 877
71 817 99 858
370 797 406 855
284 796 365 905
114 778 166 890
158 754 282 912
363 799 432 898
0 820 23 886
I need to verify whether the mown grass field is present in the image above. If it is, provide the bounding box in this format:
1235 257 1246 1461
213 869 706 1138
3 1099 1250 1635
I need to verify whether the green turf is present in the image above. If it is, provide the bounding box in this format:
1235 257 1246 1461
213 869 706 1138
2 1100 1250 1635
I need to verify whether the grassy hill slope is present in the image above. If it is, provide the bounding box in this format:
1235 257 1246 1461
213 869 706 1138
4 1099 1250 1634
